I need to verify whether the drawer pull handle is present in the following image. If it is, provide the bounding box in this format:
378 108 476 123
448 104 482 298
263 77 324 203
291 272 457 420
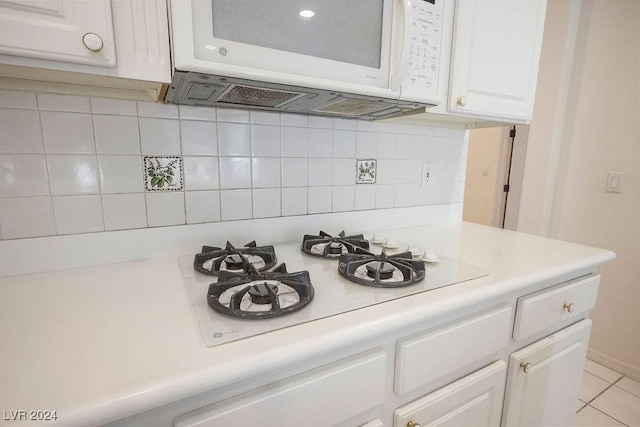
407 422 421 427
520 362 532 373
563 303 575 313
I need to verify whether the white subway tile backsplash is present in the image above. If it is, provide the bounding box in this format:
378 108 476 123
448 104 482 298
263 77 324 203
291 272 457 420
308 186 332 214
217 108 250 123
185 191 220 224
137 102 179 119
394 184 415 207
375 184 395 209
308 158 332 186
0 89 468 241
47 155 99 195
334 118 357 131
332 159 355 186
281 113 308 127
139 118 181 155
98 155 144 193
179 105 216 121
0 109 44 153
355 185 376 211
252 188 281 218
333 130 356 158
395 160 417 184
91 97 137 116
332 185 355 212
93 115 140 155
41 112 95 154
251 125 281 157
308 128 333 157
282 158 307 187
432 137 450 161
377 133 397 159
281 126 308 157
220 189 252 220
397 124 417 135
356 120 377 132
356 131 377 158
183 156 219 191
145 192 185 226
0 196 55 239
375 159 396 185
219 157 251 189
377 122 398 133
37 94 90 113
397 134 417 159
0 90 37 109
218 123 250 156
102 193 147 230
282 187 307 216
250 111 280 125
252 157 281 188
0 154 49 197
53 195 104 234
181 120 217 155
308 116 333 129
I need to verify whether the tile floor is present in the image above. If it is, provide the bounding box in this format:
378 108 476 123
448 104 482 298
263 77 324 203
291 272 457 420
576 359 640 426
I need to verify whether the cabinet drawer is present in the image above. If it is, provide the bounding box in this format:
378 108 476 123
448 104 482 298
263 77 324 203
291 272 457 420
394 305 511 395
394 361 507 427
513 275 599 340
174 349 386 427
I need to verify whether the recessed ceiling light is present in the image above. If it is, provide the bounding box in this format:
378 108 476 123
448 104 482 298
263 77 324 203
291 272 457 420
299 10 315 18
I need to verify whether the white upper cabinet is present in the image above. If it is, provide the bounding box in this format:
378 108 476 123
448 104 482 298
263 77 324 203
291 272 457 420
0 0 170 100
0 1 116 67
447 0 548 122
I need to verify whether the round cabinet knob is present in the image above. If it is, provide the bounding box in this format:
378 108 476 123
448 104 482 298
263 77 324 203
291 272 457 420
82 33 104 52
563 303 575 313
407 422 421 427
520 362 532 373
457 96 467 106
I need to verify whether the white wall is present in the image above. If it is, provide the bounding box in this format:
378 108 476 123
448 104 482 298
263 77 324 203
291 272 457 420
520 0 640 377
462 127 503 226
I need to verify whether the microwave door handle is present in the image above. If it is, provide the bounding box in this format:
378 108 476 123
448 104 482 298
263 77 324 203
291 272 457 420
391 0 412 92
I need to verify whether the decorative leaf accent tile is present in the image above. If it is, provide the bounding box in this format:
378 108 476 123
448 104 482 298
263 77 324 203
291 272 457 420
356 159 377 184
144 156 183 191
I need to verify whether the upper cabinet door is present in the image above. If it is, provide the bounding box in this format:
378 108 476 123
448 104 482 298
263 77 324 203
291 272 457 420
448 0 547 121
0 0 116 67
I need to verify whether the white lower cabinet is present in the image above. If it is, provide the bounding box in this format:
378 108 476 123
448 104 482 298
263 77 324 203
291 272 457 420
394 361 507 427
174 349 386 427
502 319 592 426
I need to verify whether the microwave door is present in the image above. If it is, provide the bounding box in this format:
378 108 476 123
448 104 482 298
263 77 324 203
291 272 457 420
177 0 398 98
391 0 451 106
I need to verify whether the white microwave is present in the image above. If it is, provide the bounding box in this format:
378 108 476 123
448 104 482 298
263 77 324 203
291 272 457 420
165 0 453 120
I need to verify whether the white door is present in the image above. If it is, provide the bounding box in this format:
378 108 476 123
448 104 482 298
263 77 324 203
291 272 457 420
0 0 116 67
502 319 592 426
448 0 547 121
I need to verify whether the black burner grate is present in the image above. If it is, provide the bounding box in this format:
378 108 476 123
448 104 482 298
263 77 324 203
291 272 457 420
338 250 426 288
194 241 276 276
207 264 314 320
301 231 370 258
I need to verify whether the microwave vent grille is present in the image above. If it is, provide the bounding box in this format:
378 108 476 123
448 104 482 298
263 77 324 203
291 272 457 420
217 84 305 108
314 98 393 116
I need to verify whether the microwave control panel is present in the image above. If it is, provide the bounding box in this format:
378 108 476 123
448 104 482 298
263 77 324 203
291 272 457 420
403 0 446 102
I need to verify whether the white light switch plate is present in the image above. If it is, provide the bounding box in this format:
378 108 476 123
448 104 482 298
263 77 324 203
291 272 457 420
606 172 624 193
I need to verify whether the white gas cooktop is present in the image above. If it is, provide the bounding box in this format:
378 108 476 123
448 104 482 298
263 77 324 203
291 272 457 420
179 239 490 347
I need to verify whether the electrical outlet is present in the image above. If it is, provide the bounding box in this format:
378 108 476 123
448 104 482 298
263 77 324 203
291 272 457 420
482 166 489 176
421 162 432 187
